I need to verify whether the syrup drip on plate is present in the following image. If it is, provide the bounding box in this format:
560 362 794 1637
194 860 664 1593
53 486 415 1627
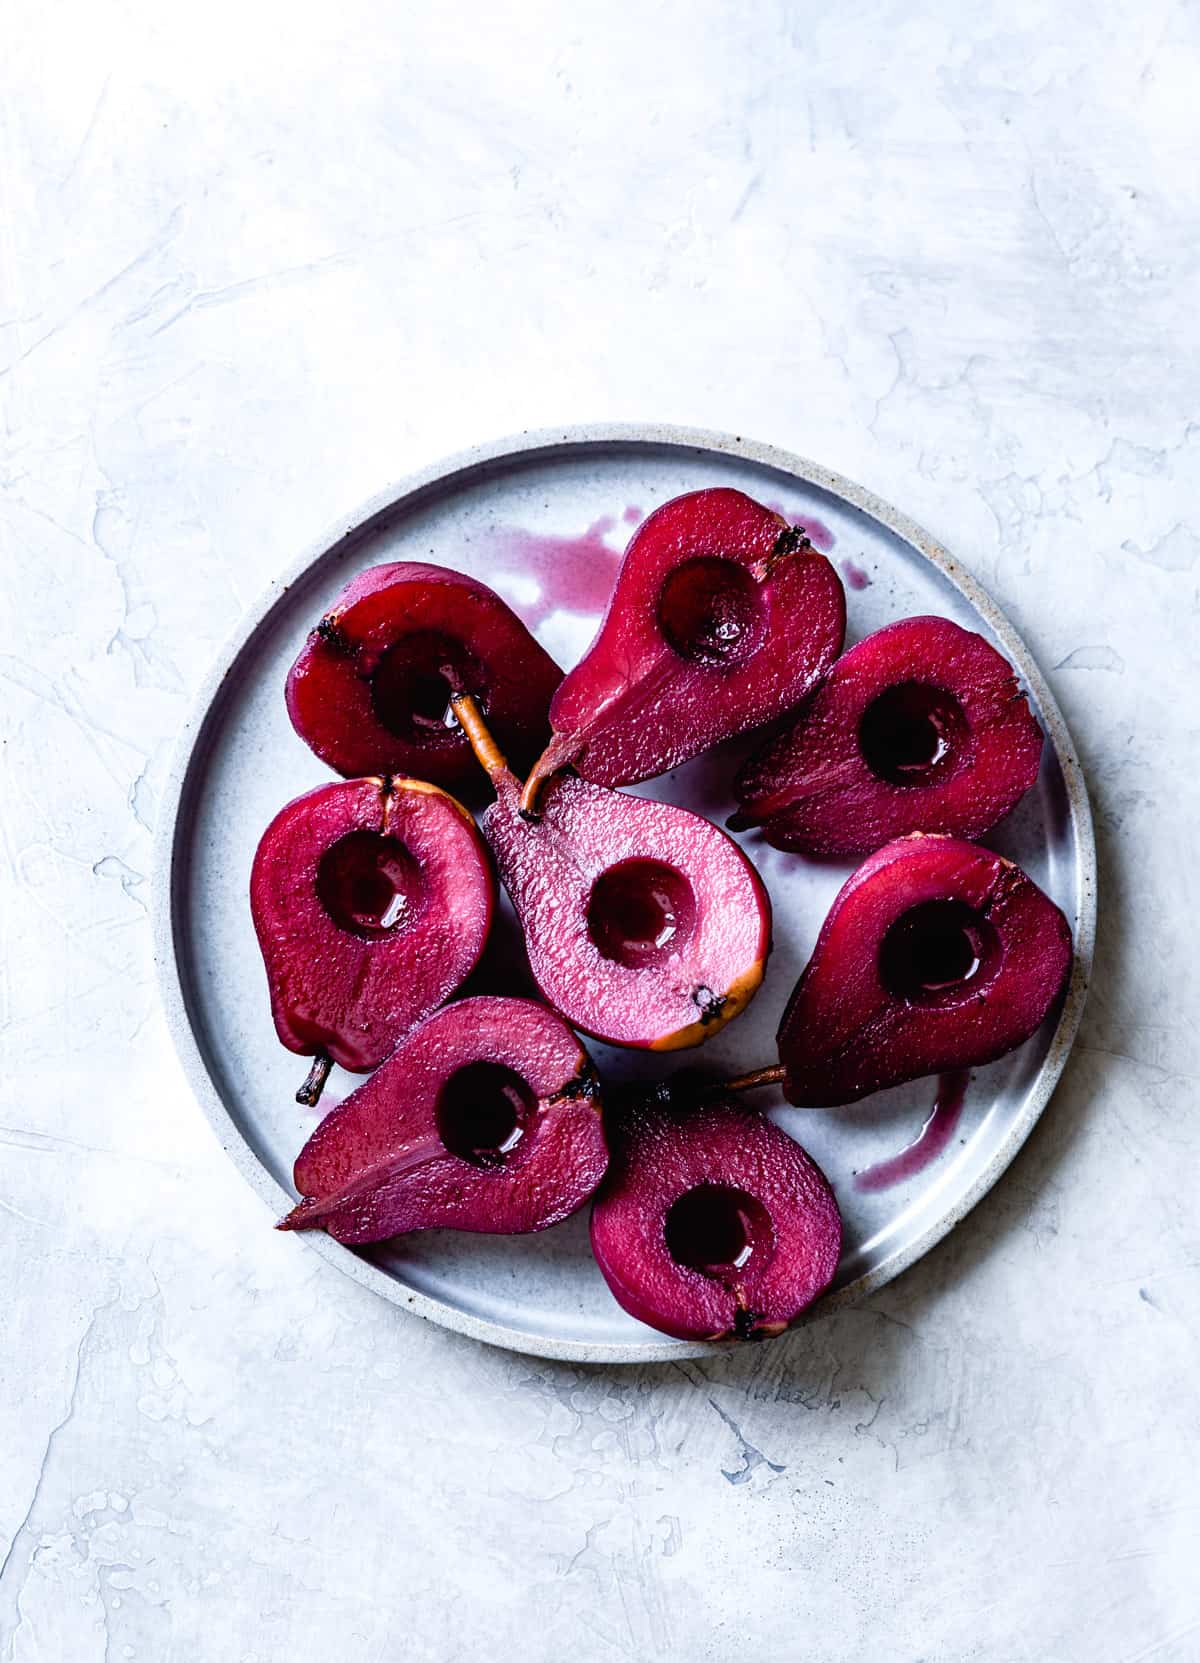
853 1071 969 1193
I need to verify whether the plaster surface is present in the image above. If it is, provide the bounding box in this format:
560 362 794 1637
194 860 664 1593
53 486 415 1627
1 3 1197 1658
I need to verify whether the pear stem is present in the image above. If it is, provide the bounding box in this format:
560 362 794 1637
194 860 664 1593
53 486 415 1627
450 693 507 781
721 1063 787 1094
518 732 583 820
518 753 554 820
296 1051 333 1107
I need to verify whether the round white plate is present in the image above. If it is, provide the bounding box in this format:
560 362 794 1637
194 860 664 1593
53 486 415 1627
155 424 1095 1362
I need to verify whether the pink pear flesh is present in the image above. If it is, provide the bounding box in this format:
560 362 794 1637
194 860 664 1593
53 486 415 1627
731 615 1044 855
778 834 1073 1106
482 769 770 1050
537 488 845 789
278 997 607 1243
250 776 494 1073
285 561 562 786
590 1090 842 1341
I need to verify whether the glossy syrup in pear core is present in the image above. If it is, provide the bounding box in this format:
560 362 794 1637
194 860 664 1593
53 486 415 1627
435 1060 534 1166
664 1184 774 1280
316 831 425 938
854 1071 969 1193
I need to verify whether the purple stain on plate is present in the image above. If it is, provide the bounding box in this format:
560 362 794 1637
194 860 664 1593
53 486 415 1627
841 559 871 591
798 516 836 553
854 1071 969 1193
623 505 643 525
489 518 620 628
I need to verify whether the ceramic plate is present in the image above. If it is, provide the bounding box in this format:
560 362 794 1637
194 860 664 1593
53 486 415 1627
155 424 1095 1362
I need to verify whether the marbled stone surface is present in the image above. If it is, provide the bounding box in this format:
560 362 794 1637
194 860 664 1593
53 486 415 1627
1 2 1197 1658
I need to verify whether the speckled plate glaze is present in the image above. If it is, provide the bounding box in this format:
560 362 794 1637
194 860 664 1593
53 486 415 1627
155 424 1095 1363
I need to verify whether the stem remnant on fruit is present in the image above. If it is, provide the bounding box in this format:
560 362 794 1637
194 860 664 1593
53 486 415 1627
721 1063 787 1095
518 733 581 821
450 693 507 781
691 984 728 1025
296 1051 333 1107
314 615 353 655
733 1304 766 1341
764 525 813 575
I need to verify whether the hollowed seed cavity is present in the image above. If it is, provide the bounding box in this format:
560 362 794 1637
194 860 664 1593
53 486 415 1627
435 1061 535 1166
587 860 697 970
656 557 766 667
665 1184 775 1281
858 682 968 785
371 631 483 744
879 899 1000 1006
316 831 426 939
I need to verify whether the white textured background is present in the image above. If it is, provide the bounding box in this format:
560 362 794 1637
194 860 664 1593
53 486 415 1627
2 2 1198 1658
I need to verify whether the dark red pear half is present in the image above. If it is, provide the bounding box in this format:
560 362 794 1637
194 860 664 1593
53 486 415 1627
483 767 770 1051
778 835 1073 1106
731 615 1044 855
286 562 563 787
590 1089 842 1341
278 998 607 1243
523 488 845 802
250 776 494 1074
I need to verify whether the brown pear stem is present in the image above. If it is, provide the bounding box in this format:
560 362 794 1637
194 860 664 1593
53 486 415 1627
519 732 586 819
721 1063 787 1095
450 693 507 781
296 1051 333 1107
518 748 558 820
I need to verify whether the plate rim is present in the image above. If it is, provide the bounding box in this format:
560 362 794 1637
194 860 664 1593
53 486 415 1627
153 421 1097 1364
